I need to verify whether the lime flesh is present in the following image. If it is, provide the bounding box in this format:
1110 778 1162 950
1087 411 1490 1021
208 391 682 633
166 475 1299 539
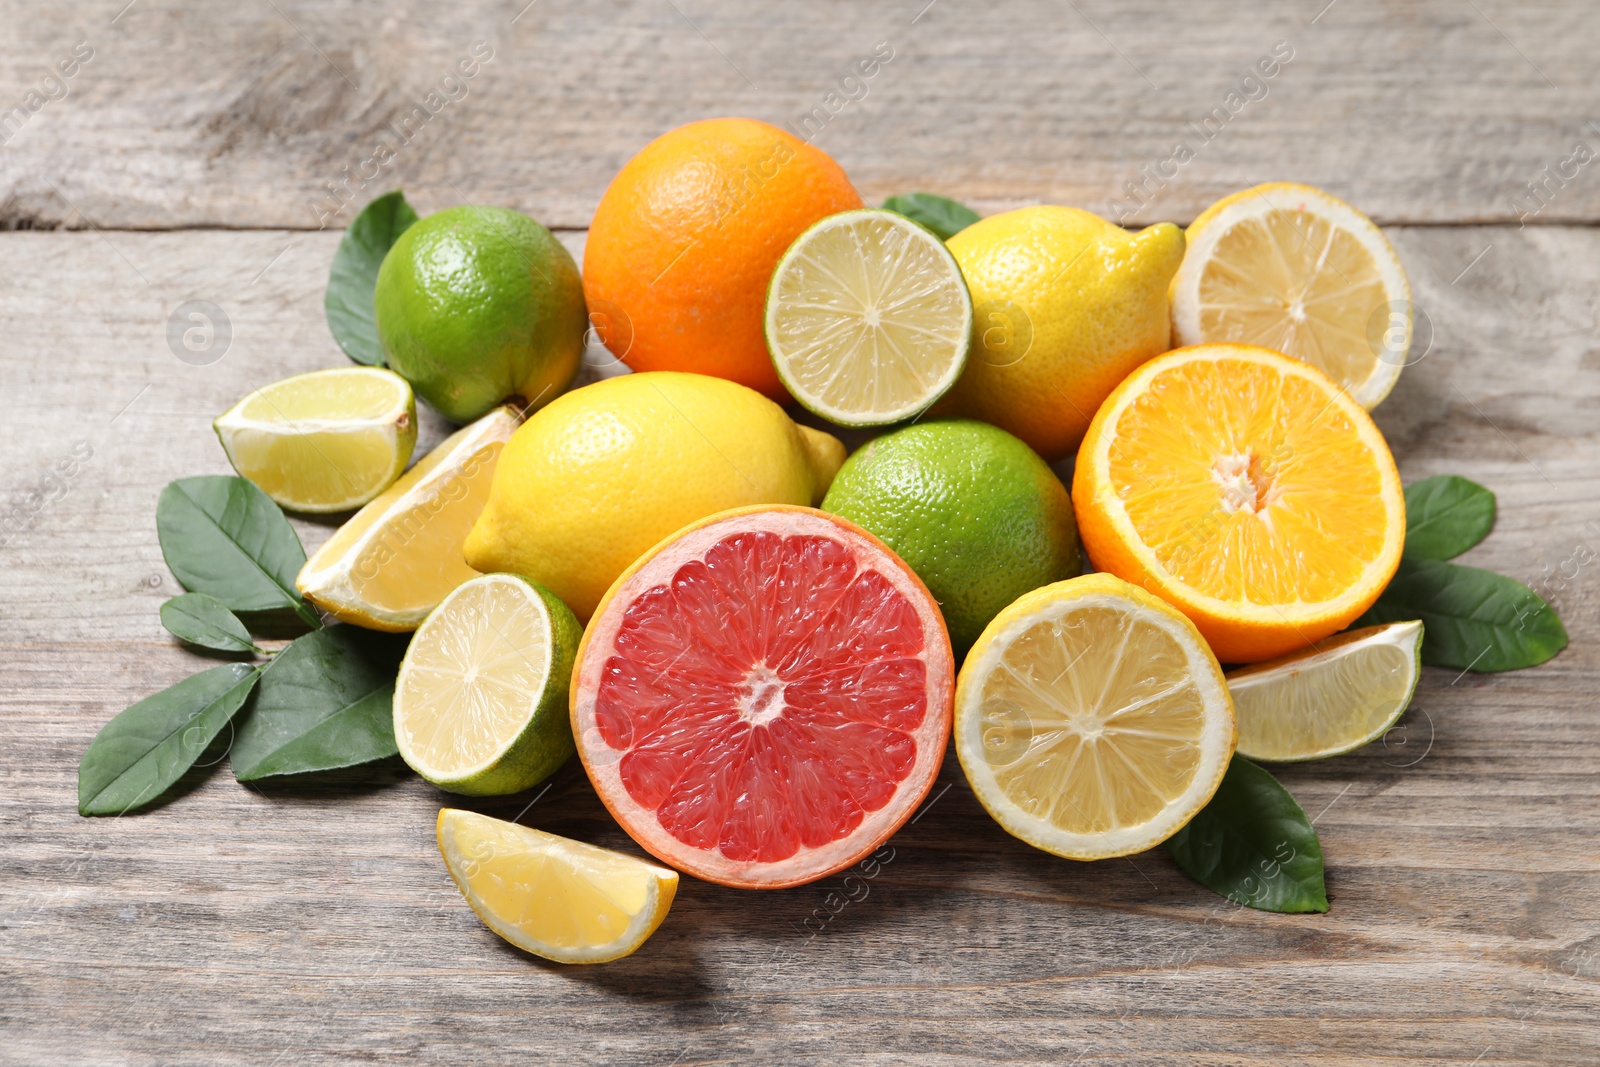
395 573 581 794
765 208 972 426
1228 620 1423 762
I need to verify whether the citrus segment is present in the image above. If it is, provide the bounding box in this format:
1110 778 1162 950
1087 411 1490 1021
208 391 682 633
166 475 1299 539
955 573 1235 860
396 573 581 796
1229 620 1422 762
437 809 677 964
297 406 521 631
1171 182 1412 408
572 506 954 888
1074 344 1405 663
765 209 972 426
213 367 416 513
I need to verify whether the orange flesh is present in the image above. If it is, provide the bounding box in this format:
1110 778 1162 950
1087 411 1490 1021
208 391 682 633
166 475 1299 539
1107 357 1390 606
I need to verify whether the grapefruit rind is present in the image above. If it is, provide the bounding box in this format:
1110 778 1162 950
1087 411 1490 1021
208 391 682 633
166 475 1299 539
572 505 955 889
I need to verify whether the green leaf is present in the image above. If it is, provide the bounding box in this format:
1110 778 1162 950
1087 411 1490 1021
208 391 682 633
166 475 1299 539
79 663 260 815
1165 755 1328 913
231 625 408 780
1359 557 1567 672
325 190 419 366
881 192 981 241
159 592 259 653
1404 475 1496 560
156 476 319 628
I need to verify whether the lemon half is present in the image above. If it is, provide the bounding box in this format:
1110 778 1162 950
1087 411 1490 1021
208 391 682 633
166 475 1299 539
955 573 1236 860
1170 182 1411 409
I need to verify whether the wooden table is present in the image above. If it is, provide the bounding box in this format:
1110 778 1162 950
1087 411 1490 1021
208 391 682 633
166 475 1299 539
4 2 1598 1063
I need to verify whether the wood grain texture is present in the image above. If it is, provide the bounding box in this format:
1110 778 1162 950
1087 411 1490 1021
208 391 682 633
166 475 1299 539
3 0 1600 231
2 223 1598 1065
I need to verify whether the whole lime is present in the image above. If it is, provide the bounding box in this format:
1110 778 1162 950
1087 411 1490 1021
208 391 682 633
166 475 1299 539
375 205 586 423
822 420 1081 657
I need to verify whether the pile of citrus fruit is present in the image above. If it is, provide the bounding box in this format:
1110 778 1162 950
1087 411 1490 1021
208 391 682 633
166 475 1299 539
130 117 1531 963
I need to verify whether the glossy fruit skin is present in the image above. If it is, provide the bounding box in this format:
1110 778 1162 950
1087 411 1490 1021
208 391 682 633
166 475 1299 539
934 206 1185 461
822 420 1081 659
462 372 846 621
582 118 864 400
375 205 586 423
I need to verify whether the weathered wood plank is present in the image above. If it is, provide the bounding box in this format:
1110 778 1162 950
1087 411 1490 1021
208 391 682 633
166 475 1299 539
3 0 1600 231
2 223 1597 1065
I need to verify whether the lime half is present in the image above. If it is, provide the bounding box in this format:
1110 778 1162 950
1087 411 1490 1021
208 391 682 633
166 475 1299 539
214 366 416 513
395 573 581 795
765 208 972 426
1228 620 1423 762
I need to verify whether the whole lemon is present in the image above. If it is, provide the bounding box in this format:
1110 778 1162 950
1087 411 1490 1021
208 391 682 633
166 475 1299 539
935 207 1185 461
375 205 586 424
821 420 1080 659
582 118 863 400
463 372 846 619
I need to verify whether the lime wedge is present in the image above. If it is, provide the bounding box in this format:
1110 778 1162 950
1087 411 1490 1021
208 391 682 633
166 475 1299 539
1228 621 1423 762
437 809 678 964
765 208 972 426
395 573 581 795
213 367 416 513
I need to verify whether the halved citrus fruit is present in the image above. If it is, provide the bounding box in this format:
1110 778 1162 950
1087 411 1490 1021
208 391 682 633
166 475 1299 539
214 366 417 512
765 208 972 426
571 505 955 889
955 573 1236 860
395 572 582 796
1074 344 1405 663
1229 620 1422 762
1170 182 1412 409
437 808 678 964
297 406 520 631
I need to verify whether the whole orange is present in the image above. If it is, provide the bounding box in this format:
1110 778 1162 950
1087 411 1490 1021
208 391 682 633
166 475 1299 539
582 118 863 399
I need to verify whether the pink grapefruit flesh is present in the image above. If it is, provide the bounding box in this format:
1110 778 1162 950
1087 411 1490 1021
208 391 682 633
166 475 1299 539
572 506 955 889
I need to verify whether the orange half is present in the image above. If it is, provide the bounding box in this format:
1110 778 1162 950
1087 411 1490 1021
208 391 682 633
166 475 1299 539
1073 344 1404 663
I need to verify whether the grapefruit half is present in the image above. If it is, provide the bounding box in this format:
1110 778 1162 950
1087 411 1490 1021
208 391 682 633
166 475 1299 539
572 505 955 889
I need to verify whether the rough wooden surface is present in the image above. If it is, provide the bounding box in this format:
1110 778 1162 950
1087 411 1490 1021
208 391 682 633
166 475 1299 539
3 0 1600 230
3 225 1597 1065
5 2 1600 1063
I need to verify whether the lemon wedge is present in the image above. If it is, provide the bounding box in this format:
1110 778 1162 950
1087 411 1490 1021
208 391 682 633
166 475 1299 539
1229 620 1423 762
765 208 972 426
296 405 520 631
1170 182 1412 409
955 573 1236 860
214 367 417 512
437 809 678 964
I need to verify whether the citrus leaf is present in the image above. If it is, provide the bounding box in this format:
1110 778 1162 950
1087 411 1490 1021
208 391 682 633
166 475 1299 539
1360 557 1567 672
159 592 258 653
1165 755 1328 913
326 190 419 366
1404 475 1496 560
881 192 980 240
79 663 260 816
231 625 408 780
156 476 318 628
